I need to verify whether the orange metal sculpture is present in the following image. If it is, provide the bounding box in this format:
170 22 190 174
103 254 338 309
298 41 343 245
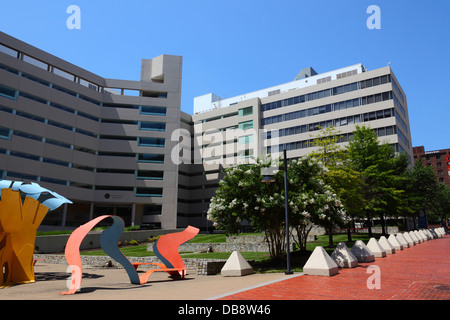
60 215 199 295
0 181 71 288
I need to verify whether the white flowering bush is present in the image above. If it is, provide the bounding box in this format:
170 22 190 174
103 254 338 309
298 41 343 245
208 156 347 259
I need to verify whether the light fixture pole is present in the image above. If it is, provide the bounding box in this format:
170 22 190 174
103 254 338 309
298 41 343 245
262 148 293 275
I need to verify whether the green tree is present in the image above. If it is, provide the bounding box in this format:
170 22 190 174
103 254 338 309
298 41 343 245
207 156 346 259
403 158 439 228
309 126 365 242
347 125 407 237
429 184 450 228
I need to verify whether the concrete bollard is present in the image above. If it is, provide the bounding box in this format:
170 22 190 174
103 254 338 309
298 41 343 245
351 240 375 263
367 238 387 258
331 242 358 268
303 246 339 276
396 233 409 248
378 236 395 254
388 234 403 250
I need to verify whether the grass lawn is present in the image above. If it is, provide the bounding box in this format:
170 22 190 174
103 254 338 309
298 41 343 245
80 232 379 273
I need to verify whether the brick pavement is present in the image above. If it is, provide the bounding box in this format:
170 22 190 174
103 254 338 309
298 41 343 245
219 235 450 300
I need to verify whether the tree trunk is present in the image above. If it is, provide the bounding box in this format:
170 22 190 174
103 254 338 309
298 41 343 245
380 215 386 236
328 226 333 247
347 222 352 242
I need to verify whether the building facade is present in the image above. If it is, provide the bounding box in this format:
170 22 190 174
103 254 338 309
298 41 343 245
0 32 182 229
182 64 413 228
413 146 450 187
0 32 414 230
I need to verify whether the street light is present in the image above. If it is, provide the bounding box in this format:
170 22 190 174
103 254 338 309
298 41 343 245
261 148 293 275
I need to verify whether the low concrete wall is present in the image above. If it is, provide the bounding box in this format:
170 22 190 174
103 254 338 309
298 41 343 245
35 229 182 254
33 254 226 276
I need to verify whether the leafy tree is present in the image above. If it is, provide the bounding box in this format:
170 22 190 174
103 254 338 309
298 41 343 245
347 125 408 237
429 184 450 228
403 158 439 228
207 156 346 259
309 126 365 242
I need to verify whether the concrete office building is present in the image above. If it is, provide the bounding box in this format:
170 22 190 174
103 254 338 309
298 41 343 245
0 32 413 230
186 64 413 225
0 31 182 229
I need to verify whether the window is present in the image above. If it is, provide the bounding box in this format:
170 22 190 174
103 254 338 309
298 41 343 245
238 120 253 130
140 106 167 116
139 121 166 132
143 204 162 216
0 44 18 58
138 153 165 163
138 137 165 147
238 106 253 116
137 170 164 180
0 126 11 140
136 188 163 197
238 135 253 144
23 55 48 70
53 67 75 81
0 84 16 100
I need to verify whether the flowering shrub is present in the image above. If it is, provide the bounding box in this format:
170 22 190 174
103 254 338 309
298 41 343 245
208 155 346 259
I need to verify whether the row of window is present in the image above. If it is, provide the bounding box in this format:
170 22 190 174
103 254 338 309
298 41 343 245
262 91 394 126
0 62 167 119
261 74 391 112
1 42 169 99
1 104 167 147
0 146 165 179
0 168 165 198
267 125 401 154
266 108 396 140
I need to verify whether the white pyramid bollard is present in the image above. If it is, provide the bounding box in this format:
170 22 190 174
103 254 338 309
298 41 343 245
409 231 420 244
429 229 438 239
221 251 253 277
367 238 387 258
351 240 375 263
388 234 403 250
303 246 339 276
419 229 430 241
424 229 433 239
331 242 358 268
436 228 443 237
396 233 409 248
418 230 428 241
404 232 415 246
378 236 395 254
414 230 425 243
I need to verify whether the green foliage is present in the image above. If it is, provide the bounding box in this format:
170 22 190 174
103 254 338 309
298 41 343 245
207 156 346 259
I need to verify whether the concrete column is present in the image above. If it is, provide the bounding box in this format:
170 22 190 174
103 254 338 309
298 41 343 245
89 202 94 220
131 203 136 226
61 203 67 227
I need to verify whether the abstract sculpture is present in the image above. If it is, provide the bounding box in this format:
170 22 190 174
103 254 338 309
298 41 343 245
0 180 72 287
60 215 199 295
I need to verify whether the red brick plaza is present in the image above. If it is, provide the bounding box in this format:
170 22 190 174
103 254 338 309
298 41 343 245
220 235 450 300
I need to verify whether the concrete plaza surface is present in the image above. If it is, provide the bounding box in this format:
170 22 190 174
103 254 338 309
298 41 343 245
0 235 448 300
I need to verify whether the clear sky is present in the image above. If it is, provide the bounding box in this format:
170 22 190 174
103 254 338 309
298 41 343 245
0 0 449 150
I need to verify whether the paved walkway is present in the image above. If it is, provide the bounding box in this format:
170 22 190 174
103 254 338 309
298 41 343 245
219 235 450 300
0 235 448 300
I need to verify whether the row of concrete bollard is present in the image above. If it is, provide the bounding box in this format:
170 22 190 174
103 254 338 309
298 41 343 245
302 227 447 276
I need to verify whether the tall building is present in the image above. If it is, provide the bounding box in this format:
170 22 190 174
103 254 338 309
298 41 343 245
0 32 182 229
413 146 450 187
186 64 413 225
0 32 413 230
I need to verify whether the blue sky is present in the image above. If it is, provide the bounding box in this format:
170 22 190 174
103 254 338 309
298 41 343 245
0 0 449 150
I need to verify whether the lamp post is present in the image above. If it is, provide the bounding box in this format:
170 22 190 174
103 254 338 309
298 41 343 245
261 148 293 275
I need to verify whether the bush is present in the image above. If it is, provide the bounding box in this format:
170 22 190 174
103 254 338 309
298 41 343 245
128 239 140 246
